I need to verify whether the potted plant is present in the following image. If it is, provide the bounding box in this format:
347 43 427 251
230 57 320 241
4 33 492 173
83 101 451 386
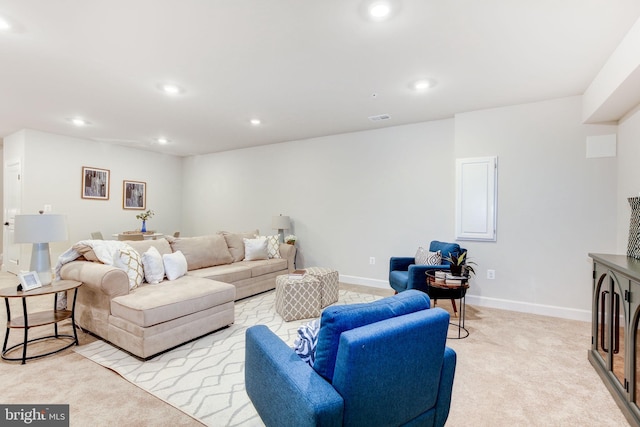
285 234 297 245
444 251 476 277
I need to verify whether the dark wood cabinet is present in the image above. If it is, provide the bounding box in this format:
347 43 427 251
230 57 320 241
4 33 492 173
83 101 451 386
589 253 640 426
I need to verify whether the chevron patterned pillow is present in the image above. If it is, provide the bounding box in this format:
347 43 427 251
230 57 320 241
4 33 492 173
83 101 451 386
294 318 321 366
415 247 441 265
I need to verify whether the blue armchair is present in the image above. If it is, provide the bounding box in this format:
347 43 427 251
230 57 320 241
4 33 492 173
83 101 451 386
245 290 456 427
389 240 466 294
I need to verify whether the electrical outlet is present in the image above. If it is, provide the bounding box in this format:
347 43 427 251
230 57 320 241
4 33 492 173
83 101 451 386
487 269 495 280
369 257 376 265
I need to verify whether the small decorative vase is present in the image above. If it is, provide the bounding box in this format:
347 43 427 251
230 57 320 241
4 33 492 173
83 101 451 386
628 197 640 259
141 220 147 233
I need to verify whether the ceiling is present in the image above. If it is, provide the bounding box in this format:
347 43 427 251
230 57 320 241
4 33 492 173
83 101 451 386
1 1 639 156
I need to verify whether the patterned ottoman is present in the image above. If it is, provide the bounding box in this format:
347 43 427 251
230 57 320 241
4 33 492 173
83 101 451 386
275 274 322 321
306 267 339 308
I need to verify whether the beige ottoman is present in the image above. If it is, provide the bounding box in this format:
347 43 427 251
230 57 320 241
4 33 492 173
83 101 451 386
306 267 339 308
275 274 322 321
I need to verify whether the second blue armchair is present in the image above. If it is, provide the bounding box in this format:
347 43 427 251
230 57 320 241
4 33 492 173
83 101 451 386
389 240 466 294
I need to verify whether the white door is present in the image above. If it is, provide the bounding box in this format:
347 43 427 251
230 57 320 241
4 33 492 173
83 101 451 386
4 161 21 274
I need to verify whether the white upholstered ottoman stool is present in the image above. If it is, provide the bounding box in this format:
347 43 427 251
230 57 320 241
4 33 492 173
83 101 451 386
275 274 322 321
306 267 339 308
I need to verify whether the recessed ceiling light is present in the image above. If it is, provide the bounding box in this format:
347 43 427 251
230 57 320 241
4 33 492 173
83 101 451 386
67 117 90 127
369 2 392 20
412 79 437 92
156 137 170 144
158 83 184 95
250 119 261 126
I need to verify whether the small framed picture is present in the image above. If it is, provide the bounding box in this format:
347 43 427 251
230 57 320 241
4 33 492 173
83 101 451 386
18 271 42 292
82 166 110 200
123 180 146 210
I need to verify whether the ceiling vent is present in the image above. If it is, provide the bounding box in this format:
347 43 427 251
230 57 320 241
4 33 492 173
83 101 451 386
368 114 391 122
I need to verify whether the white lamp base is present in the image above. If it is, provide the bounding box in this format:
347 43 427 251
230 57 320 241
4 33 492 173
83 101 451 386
30 242 53 286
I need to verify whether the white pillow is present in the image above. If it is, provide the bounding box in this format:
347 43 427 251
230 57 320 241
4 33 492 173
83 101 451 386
114 247 144 290
415 248 442 266
243 237 269 261
163 250 188 280
257 235 281 259
141 246 165 284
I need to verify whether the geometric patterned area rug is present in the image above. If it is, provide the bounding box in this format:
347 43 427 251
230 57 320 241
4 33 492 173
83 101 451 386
74 289 382 426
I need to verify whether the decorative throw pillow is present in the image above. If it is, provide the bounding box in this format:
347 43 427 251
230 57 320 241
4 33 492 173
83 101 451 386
294 318 321 366
114 248 144 290
163 250 188 280
415 247 441 265
243 237 269 261
257 235 281 259
141 246 165 284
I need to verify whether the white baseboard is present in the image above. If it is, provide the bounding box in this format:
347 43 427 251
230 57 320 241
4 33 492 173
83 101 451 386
339 274 390 289
339 275 591 322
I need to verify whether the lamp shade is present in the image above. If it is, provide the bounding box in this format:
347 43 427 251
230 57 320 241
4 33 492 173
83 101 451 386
272 215 290 230
14 214 68 243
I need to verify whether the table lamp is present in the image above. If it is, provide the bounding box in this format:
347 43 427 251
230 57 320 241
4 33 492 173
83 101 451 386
14 213 68 285
271 214 290 243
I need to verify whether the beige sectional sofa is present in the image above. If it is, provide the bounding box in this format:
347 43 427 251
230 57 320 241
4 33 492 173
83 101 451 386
59 232 296 359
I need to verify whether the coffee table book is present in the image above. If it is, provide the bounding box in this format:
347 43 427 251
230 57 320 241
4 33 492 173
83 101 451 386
288 269 307 279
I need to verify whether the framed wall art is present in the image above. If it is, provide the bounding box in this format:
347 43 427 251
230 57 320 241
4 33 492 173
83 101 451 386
123 180 146 210
81 166 110 200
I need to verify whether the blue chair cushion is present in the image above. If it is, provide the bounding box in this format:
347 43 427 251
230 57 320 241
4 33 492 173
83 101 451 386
430 241 461 266
313 290 431 382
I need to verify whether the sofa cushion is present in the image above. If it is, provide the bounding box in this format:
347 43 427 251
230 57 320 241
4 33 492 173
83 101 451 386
110 276 235 328
221 230 259 262
237 258 288 277
127 238 173 256
313 290 431 382
170 235 233 270
163 250 188 280
187 263 252 283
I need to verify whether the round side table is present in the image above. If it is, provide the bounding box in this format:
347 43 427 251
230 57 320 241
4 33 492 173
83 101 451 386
425 270 469 339
1 280 82 364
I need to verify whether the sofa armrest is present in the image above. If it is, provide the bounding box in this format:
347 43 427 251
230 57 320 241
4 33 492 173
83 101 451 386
59 260 129 298
278 243 297 272
245 325 343 427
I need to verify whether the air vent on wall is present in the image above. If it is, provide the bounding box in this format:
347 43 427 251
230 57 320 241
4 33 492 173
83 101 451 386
368 114 391 122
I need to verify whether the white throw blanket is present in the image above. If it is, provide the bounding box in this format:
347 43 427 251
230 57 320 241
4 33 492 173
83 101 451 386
54 239 133 309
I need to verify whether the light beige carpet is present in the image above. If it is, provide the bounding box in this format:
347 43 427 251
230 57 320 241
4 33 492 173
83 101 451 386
0 273 631 426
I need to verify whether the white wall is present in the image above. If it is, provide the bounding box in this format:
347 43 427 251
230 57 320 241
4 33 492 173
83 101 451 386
182 119 456 286
617 105 640 252
182 98 616 320
455 96 617 319
3 129 183 264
